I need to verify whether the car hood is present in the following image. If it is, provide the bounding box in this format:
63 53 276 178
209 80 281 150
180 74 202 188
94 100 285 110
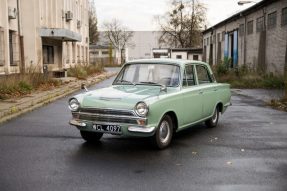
80 85 161 109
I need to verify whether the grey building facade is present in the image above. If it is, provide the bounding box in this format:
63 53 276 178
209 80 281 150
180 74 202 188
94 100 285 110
203 0 287 75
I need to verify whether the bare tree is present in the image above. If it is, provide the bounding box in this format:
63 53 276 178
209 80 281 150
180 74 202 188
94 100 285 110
103 19 134 64
156 0 206 48
89 0 99 44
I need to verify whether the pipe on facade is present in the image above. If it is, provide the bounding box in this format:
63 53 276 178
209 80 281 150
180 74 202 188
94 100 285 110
16 0 25 74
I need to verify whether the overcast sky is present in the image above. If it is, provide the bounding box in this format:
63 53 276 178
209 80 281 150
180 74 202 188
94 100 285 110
94 0 262 31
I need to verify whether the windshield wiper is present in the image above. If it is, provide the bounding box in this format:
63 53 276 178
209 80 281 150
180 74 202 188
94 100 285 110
137 81 162 86
117 79 135 85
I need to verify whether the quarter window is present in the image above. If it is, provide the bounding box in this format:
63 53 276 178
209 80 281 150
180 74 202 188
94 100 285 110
196 65 212 84
183 65 195 87
267 11 277 29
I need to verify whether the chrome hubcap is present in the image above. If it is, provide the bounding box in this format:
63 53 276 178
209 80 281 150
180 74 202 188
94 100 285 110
159 120 170 144
212 109 218 124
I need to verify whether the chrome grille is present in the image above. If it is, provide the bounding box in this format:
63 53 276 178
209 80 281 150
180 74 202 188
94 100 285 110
79 114 138 124
77 108 140 125
80 108 136 117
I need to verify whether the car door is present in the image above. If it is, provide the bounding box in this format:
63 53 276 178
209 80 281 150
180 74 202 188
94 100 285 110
179 64 203 126
195 64 217 118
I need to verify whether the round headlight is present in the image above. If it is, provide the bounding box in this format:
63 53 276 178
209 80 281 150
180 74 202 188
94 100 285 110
69 98 80 111
135 102 149 117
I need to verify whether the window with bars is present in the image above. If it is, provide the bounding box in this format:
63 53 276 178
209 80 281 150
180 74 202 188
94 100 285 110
77 45 80 63
217 33 221 42
256 16 265 32
72 43 76 63
66 43 70 63
0 29 4 66
282 7 287 26
43 45 54 64
267 11 277 29
239 24 245 36
222 31 225 41
9 31 20 66
247 20 254 35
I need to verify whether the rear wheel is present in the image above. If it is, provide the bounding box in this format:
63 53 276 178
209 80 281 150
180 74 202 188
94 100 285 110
152 115 173 149
205 106 219 128
80 131 103 143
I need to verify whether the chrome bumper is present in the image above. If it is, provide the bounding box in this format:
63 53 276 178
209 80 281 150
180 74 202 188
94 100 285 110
69 119 155 134
128 126 155 133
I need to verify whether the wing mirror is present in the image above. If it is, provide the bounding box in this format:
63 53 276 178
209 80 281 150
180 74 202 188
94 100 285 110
81 83 89 92
160 85 167 93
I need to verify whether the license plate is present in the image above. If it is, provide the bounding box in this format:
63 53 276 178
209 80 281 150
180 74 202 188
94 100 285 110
92 124 121 134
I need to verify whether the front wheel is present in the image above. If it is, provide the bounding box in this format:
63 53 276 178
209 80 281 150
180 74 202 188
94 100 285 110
80 131 103 143
205 106 219 128
152 115 173 149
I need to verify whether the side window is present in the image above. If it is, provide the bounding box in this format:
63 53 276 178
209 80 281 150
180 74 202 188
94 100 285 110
183 65 195 87
196 65 212 84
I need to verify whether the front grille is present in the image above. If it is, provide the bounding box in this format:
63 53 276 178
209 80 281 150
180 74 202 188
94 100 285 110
77 108 139 125
80 108 136 117
79 114 138 124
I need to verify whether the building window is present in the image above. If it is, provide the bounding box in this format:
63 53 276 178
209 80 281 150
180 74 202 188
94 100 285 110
43 45 54 64
267 11 277 29
72 43 76 63
210 36 213 44
77 45 80 63
247 20 254 35
222 31 225 41
9 31 20 66
86 47 88 63
207 37 209 45
0 28 4 66
282 7 287 26
239 24 245 36
66 43 70 63
217 33 221 42
256 16 264 32
176 55 182 59
193 55 199 60
102 51 109 55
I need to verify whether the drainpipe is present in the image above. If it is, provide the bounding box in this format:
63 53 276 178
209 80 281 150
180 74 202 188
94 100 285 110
243 14 247 66
16 0 24 74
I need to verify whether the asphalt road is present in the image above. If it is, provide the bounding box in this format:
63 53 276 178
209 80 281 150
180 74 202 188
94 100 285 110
0 72 287 191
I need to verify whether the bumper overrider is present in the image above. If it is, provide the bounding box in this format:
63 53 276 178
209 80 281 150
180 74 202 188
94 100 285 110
69 108 156 136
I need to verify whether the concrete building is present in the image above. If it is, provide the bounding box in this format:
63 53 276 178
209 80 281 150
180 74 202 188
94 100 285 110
203 0 287 75
170 48 203 61
0 0 89 75
89 44 119 65
152 48 203 61
97 31 168 62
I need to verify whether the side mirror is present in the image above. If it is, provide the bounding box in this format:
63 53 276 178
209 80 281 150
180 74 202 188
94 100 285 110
160 85 167 93
81 83 89 92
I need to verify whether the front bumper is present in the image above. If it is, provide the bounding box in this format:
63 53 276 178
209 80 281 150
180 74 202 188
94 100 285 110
69 119 156 137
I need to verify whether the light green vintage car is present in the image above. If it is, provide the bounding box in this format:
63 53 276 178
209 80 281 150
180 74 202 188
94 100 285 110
69 59 231 149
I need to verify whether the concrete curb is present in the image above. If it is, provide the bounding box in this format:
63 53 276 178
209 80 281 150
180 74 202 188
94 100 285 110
0 72 116 125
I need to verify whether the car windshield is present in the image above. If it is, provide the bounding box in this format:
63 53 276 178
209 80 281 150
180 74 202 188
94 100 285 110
114 63 180 87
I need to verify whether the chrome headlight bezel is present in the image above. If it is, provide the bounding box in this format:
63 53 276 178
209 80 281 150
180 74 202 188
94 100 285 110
134 102 149 117
68 98 80 112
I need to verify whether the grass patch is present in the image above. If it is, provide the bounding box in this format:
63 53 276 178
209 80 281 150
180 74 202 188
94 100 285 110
213 63 285 89
67 64 104 80
0 73 60 100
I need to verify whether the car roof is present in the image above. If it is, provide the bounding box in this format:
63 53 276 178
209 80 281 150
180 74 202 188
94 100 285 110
126 59 208 67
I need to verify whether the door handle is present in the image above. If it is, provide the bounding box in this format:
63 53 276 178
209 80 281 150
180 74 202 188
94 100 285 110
213 89 218 91
199 91 203 94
